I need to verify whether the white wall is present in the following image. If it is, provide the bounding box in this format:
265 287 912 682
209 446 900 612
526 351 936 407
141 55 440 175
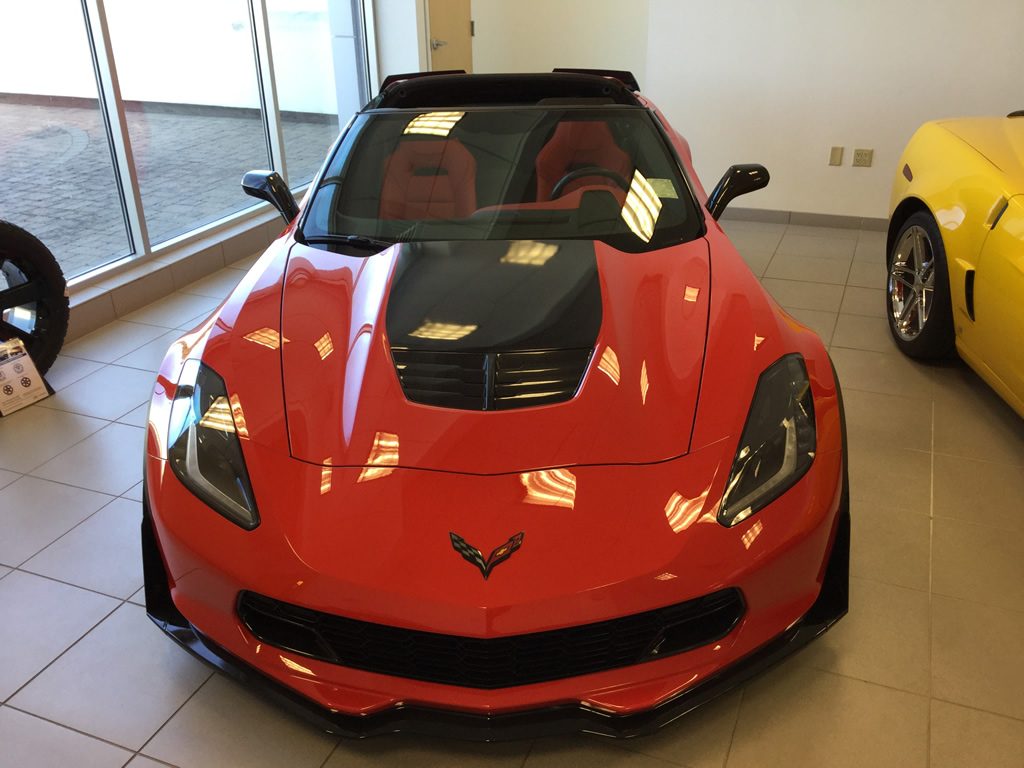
645 0 1024 219
471 0 648 86
372 0 428 84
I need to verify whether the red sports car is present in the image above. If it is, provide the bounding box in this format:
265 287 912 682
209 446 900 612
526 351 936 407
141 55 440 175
143 70 848 739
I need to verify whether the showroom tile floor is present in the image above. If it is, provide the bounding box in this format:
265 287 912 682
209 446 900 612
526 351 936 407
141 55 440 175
2 221 1024 767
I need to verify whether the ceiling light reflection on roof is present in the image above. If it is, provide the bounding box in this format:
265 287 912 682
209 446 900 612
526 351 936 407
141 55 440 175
684 286 700 303
665 486 711 533
520 468 577 509
358 431 400 483
403 111 466 137
620 169 663 243
409 321 478 341
501 240 559 266
314 332 334 360
243 327 288 350
741 520 764 550
198 396 235 433
598 346 620 385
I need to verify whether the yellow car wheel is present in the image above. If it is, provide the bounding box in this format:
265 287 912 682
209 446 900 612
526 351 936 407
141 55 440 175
885 211 955 358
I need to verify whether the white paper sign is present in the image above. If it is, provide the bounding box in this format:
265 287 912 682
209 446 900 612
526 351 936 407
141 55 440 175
0 338 49 416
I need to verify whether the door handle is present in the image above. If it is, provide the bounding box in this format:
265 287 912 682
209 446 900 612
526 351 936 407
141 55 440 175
430 38 448 50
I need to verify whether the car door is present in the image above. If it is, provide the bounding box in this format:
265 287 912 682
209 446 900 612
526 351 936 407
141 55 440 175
971 194 1024 406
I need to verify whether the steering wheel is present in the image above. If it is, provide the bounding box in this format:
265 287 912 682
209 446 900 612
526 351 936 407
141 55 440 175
549 166 630 199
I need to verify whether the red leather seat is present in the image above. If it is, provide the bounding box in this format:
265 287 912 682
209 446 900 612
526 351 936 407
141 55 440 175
535 122 633 201
379 139 477 220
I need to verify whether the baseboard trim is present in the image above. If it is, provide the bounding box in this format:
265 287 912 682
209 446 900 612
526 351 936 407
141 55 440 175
722 207 887 231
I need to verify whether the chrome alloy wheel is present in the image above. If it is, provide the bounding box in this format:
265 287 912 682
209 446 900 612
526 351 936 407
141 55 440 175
0 258 40 342
888 225 935 341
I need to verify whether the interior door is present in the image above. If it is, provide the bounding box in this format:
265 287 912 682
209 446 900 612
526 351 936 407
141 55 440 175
971 194 1024 404
427 0 473 72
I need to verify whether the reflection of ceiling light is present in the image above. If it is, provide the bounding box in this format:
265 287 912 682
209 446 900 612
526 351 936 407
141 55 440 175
229 394 250 440
741 520 764 550
520 468 577 509
314 332 334 360
320 458 332 495
403 111 466 137
409 321 477 341
665 486 711 533
279 655 315 675
598 346 620 386
640 360 650 404
754 334 765 350
198 396 235 433
655 572 677 581
501 240 559 266
684 286 700 303
620 169 663 243
243 327 288 350
358 431 400 483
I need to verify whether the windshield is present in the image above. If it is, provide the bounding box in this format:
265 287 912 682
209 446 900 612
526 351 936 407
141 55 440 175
301 107 703 253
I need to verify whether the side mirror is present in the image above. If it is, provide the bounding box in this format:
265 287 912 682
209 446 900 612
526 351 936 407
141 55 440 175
706 164 770 220
242 170 299 223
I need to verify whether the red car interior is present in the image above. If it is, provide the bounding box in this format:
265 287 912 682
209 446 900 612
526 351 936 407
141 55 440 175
535 121 634 200
379 138 477 219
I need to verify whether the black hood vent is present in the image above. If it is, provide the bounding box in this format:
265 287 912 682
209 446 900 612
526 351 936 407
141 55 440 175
386 240 601 411
392 348 592 411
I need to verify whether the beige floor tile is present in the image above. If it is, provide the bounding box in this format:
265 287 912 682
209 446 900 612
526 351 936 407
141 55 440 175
854 233 887 262
226 251 261 271
0 565 10 579
850 498 930 591
830 346 937 398
785 224 860 240
932 367 1024 464
45 355 105 392
737 249 773 277
121 292 221 329
932 454 1024 532
761 278 844 312
0 406 106 474
526 738 680 768
776 232 856 260
0 706 132 768
797 578 930 694
126 757 172 768
0 571 117 699
839 286 884 317
782 307 836 345
114 331 181 373
831 314 896 354
0 468 17 490
128 586 146 606
842 388 932 453
764 253 851 285
61 321 170 364
122 480 145 502
116 402 150 428
617 689 740 768
10 603 211 750
23 497 143 599
728 664 927 768
176 310 219 332
32 423 145 496
848 442 930 514
145 676 336 768
930 699 1024 768
326 735 529 768
932 518 1024 611
846 259 887 289
724 229 784 256
37 365 155 421
180 267 243 299
0 477 113 566
932 595 1024 720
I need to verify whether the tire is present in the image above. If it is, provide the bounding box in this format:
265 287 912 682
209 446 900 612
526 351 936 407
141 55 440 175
885 211 955 359
0 220 70 375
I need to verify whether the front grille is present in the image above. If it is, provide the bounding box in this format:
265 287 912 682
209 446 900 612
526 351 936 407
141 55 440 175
391 348 592 411
237 589 745 689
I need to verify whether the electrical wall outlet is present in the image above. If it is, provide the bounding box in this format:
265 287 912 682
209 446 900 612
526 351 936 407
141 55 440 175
852 148 874 167
829 146 844 166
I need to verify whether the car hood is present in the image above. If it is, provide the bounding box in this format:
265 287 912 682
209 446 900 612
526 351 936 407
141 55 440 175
280 238 710 474
939 116 1024 193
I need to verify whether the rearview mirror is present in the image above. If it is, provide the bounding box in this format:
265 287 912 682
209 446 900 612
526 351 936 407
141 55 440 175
706 164 770 220
242 170 299 223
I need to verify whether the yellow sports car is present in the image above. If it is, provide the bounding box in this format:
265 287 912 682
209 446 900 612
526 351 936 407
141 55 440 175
888 112 1024 417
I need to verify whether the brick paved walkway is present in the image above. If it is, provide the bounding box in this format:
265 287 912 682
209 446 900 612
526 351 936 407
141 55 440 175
0 101 339 277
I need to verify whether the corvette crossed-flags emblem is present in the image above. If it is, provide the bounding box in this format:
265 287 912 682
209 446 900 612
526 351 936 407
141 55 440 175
449 532 524 580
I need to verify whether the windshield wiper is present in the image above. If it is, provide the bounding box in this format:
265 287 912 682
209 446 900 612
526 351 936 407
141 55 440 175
299 234 396 252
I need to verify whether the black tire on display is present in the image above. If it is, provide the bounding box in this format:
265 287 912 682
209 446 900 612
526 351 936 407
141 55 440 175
885 211 955 359
0 220 70 375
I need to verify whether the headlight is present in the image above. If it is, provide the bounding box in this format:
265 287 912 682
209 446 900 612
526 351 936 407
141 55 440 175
718 354 815 527
167 360 260 529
